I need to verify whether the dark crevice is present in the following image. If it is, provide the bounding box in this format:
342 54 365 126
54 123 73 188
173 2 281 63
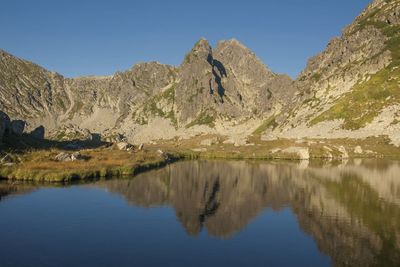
199 179 221 226
209 79 214 95
213 59 227 78
207 54 213 65
212 68 225 103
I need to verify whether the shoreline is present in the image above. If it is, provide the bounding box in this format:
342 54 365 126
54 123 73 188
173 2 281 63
1 144 399 183
1 134 400 183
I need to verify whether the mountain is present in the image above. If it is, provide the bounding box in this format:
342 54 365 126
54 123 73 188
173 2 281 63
262 0 400 146
0 38 294 144
0 48 178 132
1 0 399 146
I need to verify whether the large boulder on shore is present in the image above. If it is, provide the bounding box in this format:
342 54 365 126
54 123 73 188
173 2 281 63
30 125 45 139
282 147 310 160
116 142 134 151
0 111 11 143
10 120 25 136
54 152 84 162
102 129 127 143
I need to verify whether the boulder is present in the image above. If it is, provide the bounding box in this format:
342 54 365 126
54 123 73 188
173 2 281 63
54 152 84 162
192 148 207 152
116 142 133 151
200 137 218 146
282 147 310 160
55 152 72 162
71 152 83 161
0 111 11 143
157 149 170 160
30 125 45 139
337 146 349 159
10 120 25 135
354 146 363 154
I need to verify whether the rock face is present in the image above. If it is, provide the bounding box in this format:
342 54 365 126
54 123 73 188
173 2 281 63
10 120 25 135
0 0 399 144
0 111 10 143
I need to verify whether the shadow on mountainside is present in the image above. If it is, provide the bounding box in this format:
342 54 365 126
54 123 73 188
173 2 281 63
0 133 108 154
209 59 227 103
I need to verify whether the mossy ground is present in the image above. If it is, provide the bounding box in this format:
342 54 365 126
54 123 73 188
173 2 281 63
253 116 278 135
185 110 216 128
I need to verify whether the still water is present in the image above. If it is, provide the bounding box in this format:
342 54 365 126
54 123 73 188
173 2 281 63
0 160 400 267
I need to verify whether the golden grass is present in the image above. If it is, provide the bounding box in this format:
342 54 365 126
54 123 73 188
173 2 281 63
0 148 173 182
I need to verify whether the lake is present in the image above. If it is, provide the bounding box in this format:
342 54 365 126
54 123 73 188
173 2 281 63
0 160 399 267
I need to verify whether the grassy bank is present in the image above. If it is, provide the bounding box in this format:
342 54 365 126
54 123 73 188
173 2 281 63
0 148 181 183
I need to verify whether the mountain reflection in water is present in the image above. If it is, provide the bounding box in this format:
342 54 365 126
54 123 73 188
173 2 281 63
1 159 400 267
94 160 400 267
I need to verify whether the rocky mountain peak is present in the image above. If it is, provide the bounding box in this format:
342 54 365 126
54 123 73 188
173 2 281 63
215 38 274 78
192 38 212 52
217 38 247 49
216 38 253 55
182 38 213 66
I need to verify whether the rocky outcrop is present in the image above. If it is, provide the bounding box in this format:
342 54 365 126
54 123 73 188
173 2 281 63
30 125 45 139
0 111 10 143
10 120 25 135
0 111 27 142
47 124 93 142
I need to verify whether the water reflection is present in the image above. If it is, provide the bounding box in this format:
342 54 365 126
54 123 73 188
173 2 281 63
93 160 400 267
1 159 400 266
0 182 36 201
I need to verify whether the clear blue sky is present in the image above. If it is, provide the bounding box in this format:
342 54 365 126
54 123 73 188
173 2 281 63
0 0 371 78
